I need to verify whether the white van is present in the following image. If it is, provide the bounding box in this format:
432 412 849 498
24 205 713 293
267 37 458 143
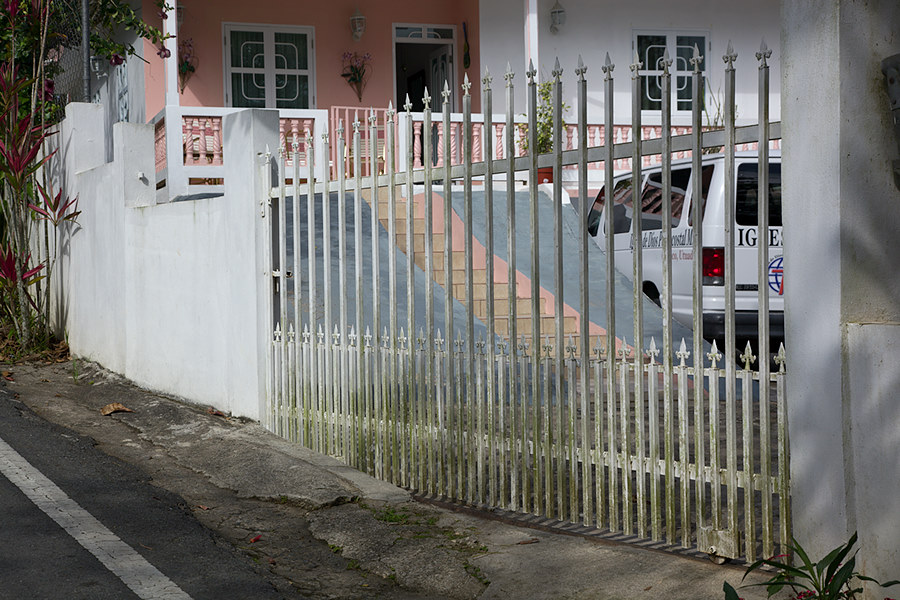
587 151 783 344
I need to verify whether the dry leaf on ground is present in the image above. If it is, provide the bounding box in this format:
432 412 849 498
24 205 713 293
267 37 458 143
100 402 134 416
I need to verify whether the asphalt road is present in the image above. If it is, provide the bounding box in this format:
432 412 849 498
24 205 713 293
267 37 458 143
0 384 282 600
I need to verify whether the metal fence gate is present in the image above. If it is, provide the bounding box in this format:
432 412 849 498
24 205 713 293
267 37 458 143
262 41 789 563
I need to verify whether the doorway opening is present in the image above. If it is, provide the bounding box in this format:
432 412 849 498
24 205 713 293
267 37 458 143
393 24 456 112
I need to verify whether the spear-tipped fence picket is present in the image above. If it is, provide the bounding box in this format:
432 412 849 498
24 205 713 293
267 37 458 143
263 42 789 563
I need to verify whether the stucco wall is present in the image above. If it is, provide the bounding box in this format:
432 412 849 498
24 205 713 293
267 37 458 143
480 0 780 126
142 0 480 120
783 0 900 595
54 103 275 420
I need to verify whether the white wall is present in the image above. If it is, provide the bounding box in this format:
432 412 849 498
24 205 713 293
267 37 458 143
54 103 277 420
783 0 900 594
479 0 780 126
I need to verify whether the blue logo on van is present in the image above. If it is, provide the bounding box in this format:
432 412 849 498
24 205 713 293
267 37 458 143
768 255 784 296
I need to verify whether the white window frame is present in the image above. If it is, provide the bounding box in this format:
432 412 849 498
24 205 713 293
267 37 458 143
223 23 316 109
633 30 709 119
392 23 457 110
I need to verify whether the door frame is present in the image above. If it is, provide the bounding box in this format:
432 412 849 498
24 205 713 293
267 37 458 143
392 23 457 111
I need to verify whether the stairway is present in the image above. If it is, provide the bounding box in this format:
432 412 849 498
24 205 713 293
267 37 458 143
365 187 608 355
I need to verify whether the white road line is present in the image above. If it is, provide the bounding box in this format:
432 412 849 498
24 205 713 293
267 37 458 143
0 435 192 600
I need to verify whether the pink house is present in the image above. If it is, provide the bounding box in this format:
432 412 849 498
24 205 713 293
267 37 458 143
143 0 481 116
128 0 778 199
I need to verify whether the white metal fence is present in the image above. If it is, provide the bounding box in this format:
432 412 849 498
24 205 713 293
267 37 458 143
262 42 789 563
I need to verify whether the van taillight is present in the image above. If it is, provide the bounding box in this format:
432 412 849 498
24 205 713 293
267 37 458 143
703 247 724 285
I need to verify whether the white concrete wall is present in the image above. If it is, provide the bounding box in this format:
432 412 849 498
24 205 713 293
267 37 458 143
783 0 900 594
479 0 780 126
54 103 278 420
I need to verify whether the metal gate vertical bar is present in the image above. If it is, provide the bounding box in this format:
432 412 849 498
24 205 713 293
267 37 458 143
306 132 320 454
689 44 706 547
482 70 498 509
708 344 722 532
386 105 399 485
403 97 416 490
723 43 739 547
595 340 606 526
740 349 756 561
648 339 661 540
756 40 774 559
619 341 632 535
660 52 677 545
552 59 565 521
526 61 541 516
290 140 304 445
462 76 479 505
629 51 647 539
504 65 519 512
776 348 790 555
368 111 382 479
322 131 335 457
263 151 275 433
576 57 592 528
353 121 364 470
277 148 289 439
441 85 453 499
336 123 349 462
677 340 690 547
602 54 619 532
422 89 435 494
567 336 578 523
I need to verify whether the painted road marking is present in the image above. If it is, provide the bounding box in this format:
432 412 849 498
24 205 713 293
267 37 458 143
0 435 192 600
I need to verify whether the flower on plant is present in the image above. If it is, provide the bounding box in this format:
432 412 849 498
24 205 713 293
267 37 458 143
341 51 372 84
157 45 170 59
109 54 124 66
178 38 196 76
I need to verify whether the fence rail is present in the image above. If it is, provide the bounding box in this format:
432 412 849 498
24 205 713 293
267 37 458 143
263 42 789 563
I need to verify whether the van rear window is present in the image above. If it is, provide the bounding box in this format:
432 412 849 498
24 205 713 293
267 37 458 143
736 163 782 226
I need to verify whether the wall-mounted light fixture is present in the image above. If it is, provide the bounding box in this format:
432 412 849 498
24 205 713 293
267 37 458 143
89 55 107 76
350 8 366 42
549 0 566 34
882 53 900 190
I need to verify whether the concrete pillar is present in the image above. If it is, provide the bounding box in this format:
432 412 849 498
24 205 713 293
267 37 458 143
221 109 280 420
782 0 900 593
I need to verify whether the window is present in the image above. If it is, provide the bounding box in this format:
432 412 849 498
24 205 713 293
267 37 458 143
224 24 314 109
639 168 690 230
735 163 782 226
589 179 635 236
635 32 707 113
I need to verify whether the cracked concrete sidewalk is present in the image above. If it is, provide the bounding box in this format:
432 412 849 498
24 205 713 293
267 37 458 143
2 359 782 599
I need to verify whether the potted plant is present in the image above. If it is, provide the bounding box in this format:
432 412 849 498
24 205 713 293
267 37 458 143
520 80 568 183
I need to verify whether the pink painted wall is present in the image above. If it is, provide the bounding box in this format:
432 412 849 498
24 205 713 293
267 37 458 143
143 0 480 121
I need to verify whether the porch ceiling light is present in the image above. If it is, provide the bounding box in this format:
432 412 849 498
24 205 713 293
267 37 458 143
549 0 566 34
350 8 366 42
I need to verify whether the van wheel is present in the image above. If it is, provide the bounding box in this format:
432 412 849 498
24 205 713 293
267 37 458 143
643 282 661 307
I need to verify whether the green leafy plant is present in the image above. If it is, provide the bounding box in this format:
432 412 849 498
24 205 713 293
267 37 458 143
519 80 568 155
724 532 899 600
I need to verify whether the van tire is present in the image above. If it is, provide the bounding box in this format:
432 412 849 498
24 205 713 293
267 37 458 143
643 282 661 307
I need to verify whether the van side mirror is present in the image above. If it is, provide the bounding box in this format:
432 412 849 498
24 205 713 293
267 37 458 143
882 53 900 190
